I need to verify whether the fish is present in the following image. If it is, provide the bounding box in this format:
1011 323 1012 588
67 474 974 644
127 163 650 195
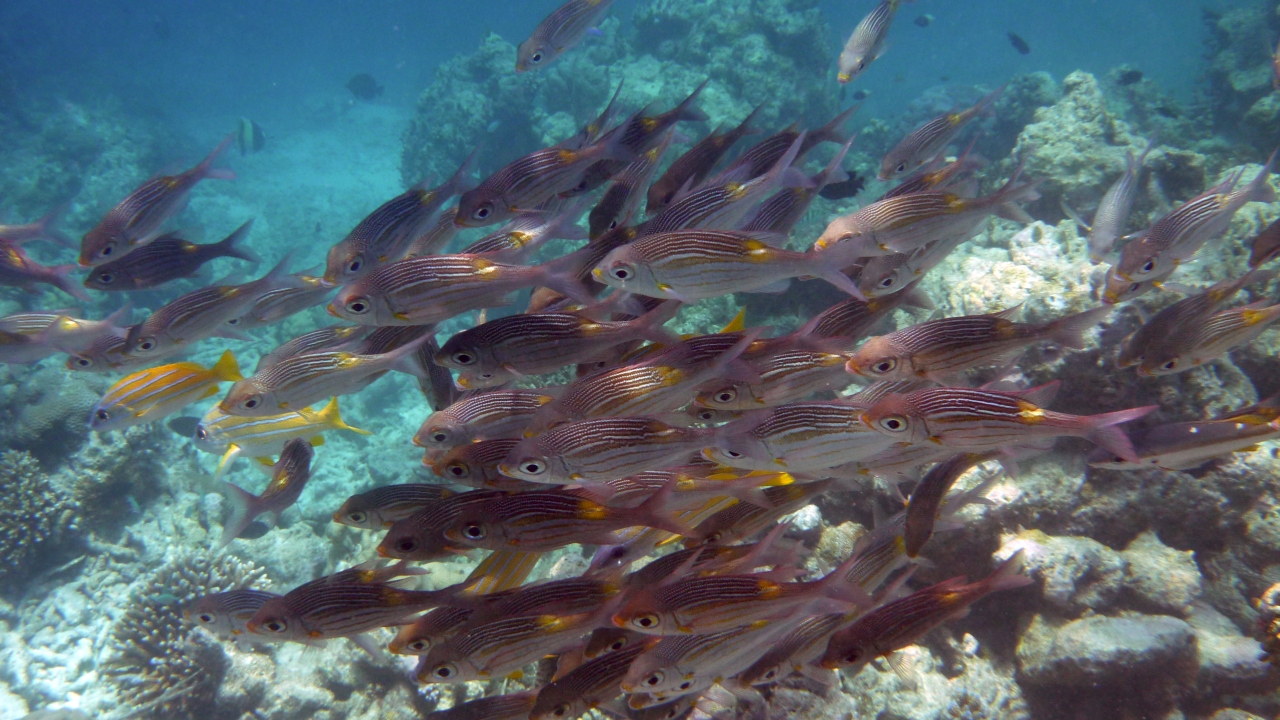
590 131 674 238
1250 217 1280 269
80 134 236 266
693 348 852 411
29 305 133 356
185 588 280 647
646 106 763 215
123 256 304 359
845 305 1113 383
0 326 58 366
255 325 368 373
913 14 933 27
64 330 138 373
219 438 314 546
463 198 590 261
878 85 1004 181
904 452 996 557
432 439 544 492
704 401 895 473
593 229 873 303
333 484 454 530
558 81 626 152
1007 32 1031 55
854 230 973 298
605 81 710 159
425 693 538 720
838 0 904 83
84 220 259 290
815 168 1041 256
404 206 462 258
219 334 429 416
530 640 652 720
880 136 984 201
1116 68 1144 86
1087 395 1280 471
415 390 557 459
1136 300 1280 375
500 417 718 484
195 396 370 478
436 483 692 552
435 301 679 387
323 154 474 284
235 117 266 155
734 612 853 688
376 489 508 561
1063 138 1156 264
390 605 475 655
227 272 334 331
858 381 1157 462
1103 152 1276 304
715 107 856 186
416 610 601 683
741 137 856 234
346 73 383 100
516 0 616 72
820 551 1031 672
0 203 72 247
620 620 795 704
327 251 595 326
166 416 200 438
816 173 866 201
90 350 243 433
0 243 89 300
456 129 635 227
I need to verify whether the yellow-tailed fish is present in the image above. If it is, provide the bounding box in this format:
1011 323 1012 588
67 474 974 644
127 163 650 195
195 396 370 479
90 350 242 432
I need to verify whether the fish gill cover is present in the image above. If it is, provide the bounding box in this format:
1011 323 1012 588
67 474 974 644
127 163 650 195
0 0 1278 719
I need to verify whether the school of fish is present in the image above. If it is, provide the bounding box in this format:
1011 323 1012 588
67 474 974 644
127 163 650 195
5 1 1280 718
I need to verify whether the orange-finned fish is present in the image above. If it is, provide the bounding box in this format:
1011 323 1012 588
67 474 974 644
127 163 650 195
84 220 258 291
530 640 652 720
377 489 508 561
647 105 762 215
431 438 545 492
515 0 616 73
415 609 602 683
0 242 89 300
424 692 537 720
90 350 242 432
218 438 314 547
1087 395 1280 472
704 401 893 473
903 452 997 557
858 381 1156 462
837 0 903 84
415 389 556 459
501 416 721 484
819 551 1031 673
186 588 280 650
333 484 453 530
80 134 236 266
1136 299 1280 376
195 396 370 479
879 85 1004 181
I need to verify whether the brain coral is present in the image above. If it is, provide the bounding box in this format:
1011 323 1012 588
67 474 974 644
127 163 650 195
0 450 79 590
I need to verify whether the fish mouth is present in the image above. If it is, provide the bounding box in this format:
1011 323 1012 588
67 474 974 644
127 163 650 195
325 304 342 318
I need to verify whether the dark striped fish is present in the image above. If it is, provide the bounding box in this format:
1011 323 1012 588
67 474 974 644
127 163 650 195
501 416 718 484
415 390 556 459
123 256 303 359
515 0 616 72
589 131 673 238
186 588 280 644
466 576 621 627
218 438 314 547
0 243 89 300
715 106 855 183
1064 137 1156 263
64 329 141 373
462 198 589 260
219 335 428 416
390 605 474 655
856 230 974 298
688 481 831 547
229 273 333 331
583 627 643 659
741 138 855 234
531 640 650 720
734 612 854 687
432 438 545 492
404 206 461 258
557 81 625 152
1249 216 1280 268
820 551 1030 672
880 136 983 200
255 325 368 373
80 134 236 266
328 252 594 326
323 154 473 284
705 401 893 472
693 333 857 411
904 452 996 557
878 85 1004 181
84 220 257 290
333 483 453 529
846 305 1112 383
646 105 762 215
1137 300 1280 376
620 619 794 702
424 692 537 720
594 229 870 302
436 301 679 388
607 81 710 157
1087 395 1280 471
838 0 902 83
416 610 601 683
377 489 507 561
1104 153 1276 303
859 382 1156 462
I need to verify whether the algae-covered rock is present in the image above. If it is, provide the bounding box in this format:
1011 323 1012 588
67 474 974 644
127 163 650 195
1017 613 1197 687
999 528 1126 616
1121 531 1204 617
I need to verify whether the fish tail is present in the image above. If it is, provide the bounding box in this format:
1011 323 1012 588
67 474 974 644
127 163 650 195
50 264 92 301
816 137 856 190
633 475 697 538
671 79 711 123
218 481 261 548
980 549 1034 594
1246 148 1277 204
34 200 75 249
630 298 683 345
1083 405 1158 463
197 133 238 181
318 397 372 435
535 248 600 306
815 104 860 146
1046 305 1113 350
215 219 261 263
972 83 1007 118
211 350 244 382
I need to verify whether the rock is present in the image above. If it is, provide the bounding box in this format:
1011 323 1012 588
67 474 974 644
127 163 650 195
1206 710 1268 720
1121 531 1203 616
1187 603 1276 697
1017 613 1197 686
999 529 1127 616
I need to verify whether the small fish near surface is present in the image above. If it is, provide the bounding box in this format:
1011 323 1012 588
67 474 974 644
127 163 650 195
516 0 616 72
90 350 243 432
1007 32 1031 55
219 438 314 547
879 84 1005 181
838 0 906 84
235 117 266 155
913 14 933 28
84 220 259 291
346 73 383 100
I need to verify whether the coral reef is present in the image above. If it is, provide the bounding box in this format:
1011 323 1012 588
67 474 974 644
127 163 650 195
102 551 266 719
0 451 79 591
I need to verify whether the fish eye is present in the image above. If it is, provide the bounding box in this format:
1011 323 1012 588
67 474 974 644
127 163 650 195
264 619 287 634
610 638 627 651
345 298 370 315
521 459 547 475
195 427 208 440
433 663 456 679
347 256 363 274
472 203 493 220
446 463 470 478
462 523 485 539
632 613 661 630
1140 260 1155 273
714 389 737 404
764 669 777 680
347 511 367 524
406 639 429 652
226 317 241 326
696 410 717 421
95 410 110 422
72 356 93 368
451 352 475 366
608 263 633 281
678 681 692 691
1161 359 1179 371
97 272 114 284
430 431 449 444
241 396 262 410
844 648 862 663
552 704 570 717
839 232 855 243
196 613 215 624
395 538 417 553
530 50 544 64
608 220 619 230
722 449 743 459
644 671 664 687
99 242 116 258
896 162 906 173
136 338 157 352
879 276 895 288
1128 283 1141 293
877 415 908 432
871 359 896 374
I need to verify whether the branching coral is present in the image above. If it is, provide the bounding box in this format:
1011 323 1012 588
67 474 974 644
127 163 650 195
103 552 267 719
0 450 79 589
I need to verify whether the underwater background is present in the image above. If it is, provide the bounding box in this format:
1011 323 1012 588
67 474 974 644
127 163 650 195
1 0 1280 718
